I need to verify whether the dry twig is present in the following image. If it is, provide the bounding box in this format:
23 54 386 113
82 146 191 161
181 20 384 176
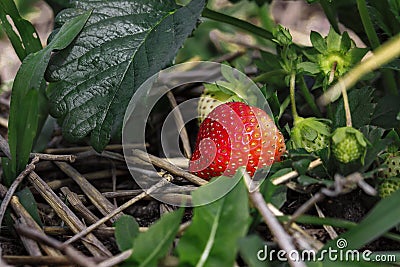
0 134 11 159
0 156 39 230
63 177 170 245
132 149 207 186
28 171 112 257
55 161 123 222
61 187 105 226
15 225 99 267
97 249 133 267
166 91 192 158
243 172 306 267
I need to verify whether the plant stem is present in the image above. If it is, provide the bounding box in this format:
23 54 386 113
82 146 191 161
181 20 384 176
356 0 398 95
298 76 322 117
341 84 352 127
202 8 273 40
318 33 400 106
289 72 299 122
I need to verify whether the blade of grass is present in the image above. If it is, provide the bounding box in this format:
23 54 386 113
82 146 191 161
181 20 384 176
319 0 340 33
4 11 92 183
356 0 398 95
0 0 42 60
202 8 273 40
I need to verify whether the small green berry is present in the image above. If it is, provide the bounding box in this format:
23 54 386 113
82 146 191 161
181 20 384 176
331 127 368 164
381 154 400 178
378 178 400 198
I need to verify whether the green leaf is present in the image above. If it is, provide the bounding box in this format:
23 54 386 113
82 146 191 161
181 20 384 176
368 6 393 37
33 117 57 152
371 95 400 129
46 0 206 152
297 62 320 74
124 209 183 267
297 175 333 187
239 235 268 267
310 31 327 54
360 126 392 171
257 51 282 72
0 0 42 60
340 31 352 52
292 159 311 175
114 215 139 252
333 87 375 129
260 178 287 209
323 187 400 251
5 89 38 185
4 11 91 183
177 172 250 267
326 27 341 52
16 187 42 227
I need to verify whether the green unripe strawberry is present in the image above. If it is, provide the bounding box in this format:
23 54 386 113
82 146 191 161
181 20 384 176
381 154 400 178
378 178 400 198
290 117 331 152
331 127 368 164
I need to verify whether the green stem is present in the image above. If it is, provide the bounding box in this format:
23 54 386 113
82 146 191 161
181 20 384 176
356 0 380 49
319 0 340 33
202 8 273 40
289 72 299 122
298 76 322 117
356 0 398 95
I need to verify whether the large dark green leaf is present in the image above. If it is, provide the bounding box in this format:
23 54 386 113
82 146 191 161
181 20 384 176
3 11 91 183
123 209 183 267
0 0 42 60
45 0 206 151
177 172 250 267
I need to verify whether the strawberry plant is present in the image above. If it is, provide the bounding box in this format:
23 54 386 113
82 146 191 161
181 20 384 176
1 0 400 266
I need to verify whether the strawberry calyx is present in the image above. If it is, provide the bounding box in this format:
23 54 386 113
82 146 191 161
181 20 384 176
197 84 244 123
307 28 368 79
290 117 331 152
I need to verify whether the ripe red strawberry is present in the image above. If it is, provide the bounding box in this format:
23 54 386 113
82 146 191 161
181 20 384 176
189 102 286 180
